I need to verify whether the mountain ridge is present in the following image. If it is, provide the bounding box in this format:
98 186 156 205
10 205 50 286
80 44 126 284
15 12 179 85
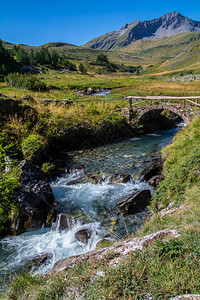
84 12 200 50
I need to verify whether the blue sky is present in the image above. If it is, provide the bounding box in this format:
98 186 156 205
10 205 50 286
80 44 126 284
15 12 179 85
1 0 200 46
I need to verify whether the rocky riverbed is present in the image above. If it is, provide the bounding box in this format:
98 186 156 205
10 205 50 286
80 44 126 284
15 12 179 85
0 125 184 288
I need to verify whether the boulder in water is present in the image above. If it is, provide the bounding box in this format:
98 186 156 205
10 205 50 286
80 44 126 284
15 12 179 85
139 157 163 181
67 173 102 185
75 228 92 244
46 209 57 227
117 190 151 215
59 213 70 229
29 253 53 268
108 173 131 183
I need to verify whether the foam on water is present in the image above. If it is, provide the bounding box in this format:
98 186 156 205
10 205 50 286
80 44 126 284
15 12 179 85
0 125 185 286
0 218 102 276
52 175 152 220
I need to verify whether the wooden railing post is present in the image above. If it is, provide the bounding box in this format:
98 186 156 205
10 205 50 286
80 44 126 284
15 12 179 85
149 99 151 106
76 101 79 108
196 99 198 107
129 98 133 123
164 99 166 105
129 98 132 109
183 99 185 108
102 100 105 109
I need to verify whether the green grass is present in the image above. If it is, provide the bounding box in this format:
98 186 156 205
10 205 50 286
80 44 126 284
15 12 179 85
1 72 200 103
123 32 200 60
150 115 200 210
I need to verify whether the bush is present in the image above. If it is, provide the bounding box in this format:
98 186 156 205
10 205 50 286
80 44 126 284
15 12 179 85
5 73 46 91
0 142 20 233
21 134 46 160
79 63 87 74
41 162 55 174
0 167 20 232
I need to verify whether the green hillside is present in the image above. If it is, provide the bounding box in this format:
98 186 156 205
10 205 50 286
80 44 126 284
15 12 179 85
156 37 200 72
122 32 200 61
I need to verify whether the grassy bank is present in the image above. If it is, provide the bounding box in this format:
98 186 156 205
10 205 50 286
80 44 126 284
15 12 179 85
1 115 200 299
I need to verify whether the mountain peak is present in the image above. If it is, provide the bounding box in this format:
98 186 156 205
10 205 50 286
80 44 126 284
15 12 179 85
164 11 181 17
85 12 200 50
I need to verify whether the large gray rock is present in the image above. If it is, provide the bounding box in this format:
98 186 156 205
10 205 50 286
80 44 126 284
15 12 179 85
148 175 164 187
107 173 131 184
75 228 92 244
139 157 164 182
19 65 42 73
59 213 70 229
30 253 53 267
117 190 151 215
13 160 56 234
67 174 102 185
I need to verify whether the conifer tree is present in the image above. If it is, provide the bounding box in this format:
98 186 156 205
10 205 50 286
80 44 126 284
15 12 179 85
79 63 87 74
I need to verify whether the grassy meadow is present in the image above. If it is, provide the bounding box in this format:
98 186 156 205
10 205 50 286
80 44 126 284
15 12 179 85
1 71 200 101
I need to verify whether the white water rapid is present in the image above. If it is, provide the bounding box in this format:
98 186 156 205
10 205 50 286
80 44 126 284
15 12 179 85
0 125 185 289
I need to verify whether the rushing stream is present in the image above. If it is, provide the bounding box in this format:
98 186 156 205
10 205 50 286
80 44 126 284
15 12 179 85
0 124 185 289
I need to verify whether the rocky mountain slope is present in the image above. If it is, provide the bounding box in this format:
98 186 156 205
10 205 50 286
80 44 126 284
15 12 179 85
85 12 200 50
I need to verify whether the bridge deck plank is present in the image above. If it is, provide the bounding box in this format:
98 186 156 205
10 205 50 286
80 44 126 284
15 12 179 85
126 96 200 100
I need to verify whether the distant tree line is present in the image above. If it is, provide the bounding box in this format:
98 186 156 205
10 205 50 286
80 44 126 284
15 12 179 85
0 41 84 76
11 46 77 71
0 40 19 74
0 41 141 76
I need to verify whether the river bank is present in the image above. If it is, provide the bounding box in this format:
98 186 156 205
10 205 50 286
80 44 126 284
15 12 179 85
1 115 200 299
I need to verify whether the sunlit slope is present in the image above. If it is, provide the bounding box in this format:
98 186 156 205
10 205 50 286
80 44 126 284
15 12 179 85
122 32 200 61
155 38 200 72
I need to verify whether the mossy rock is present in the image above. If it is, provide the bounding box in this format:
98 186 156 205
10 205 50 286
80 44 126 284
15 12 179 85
21 134 47 162
96 239 114 249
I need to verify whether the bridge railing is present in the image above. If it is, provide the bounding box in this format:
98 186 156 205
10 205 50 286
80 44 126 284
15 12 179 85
39 96 200 108
39 97 125 109
125 96 200 109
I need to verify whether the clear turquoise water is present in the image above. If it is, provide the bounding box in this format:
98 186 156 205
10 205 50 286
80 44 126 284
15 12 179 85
0 125 184 289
